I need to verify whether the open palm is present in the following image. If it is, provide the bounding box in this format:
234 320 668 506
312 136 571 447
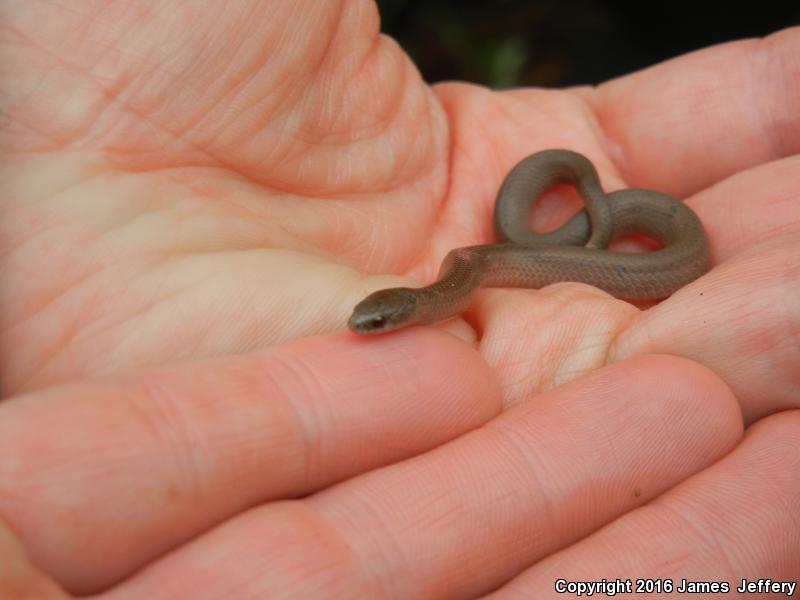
1 2 798 598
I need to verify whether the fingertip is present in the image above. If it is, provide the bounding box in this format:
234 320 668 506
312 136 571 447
333 325 499 411
628 353 737 402
610 353 744 446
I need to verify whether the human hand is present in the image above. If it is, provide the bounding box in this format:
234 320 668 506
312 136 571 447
1 1 798 597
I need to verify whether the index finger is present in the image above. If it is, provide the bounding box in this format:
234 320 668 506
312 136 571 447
0 327 500 593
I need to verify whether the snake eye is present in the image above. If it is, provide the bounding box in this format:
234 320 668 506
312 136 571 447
366 316 386 330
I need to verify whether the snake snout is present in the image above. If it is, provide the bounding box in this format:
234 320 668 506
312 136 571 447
348 287 418 335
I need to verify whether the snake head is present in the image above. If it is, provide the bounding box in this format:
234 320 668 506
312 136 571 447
347 287 419 335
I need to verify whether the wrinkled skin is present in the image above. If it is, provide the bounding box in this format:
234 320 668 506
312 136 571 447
1 2 799 598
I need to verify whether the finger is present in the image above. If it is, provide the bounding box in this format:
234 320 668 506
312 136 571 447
97 355 742 599
591 27 800 197
611 232 800 423
0 519 70 600
686 154 800 262
493 410 800 598
0 328 500 594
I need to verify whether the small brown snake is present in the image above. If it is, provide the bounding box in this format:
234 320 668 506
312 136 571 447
348 149 710 334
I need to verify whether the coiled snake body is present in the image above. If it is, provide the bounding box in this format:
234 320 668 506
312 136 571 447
348 149 710 335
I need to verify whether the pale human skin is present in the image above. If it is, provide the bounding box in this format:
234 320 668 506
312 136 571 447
1 1 799 597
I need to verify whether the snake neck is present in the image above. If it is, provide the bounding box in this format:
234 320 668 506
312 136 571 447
410 247 487 324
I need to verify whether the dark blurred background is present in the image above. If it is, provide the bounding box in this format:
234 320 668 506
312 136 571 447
376 1 800 87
